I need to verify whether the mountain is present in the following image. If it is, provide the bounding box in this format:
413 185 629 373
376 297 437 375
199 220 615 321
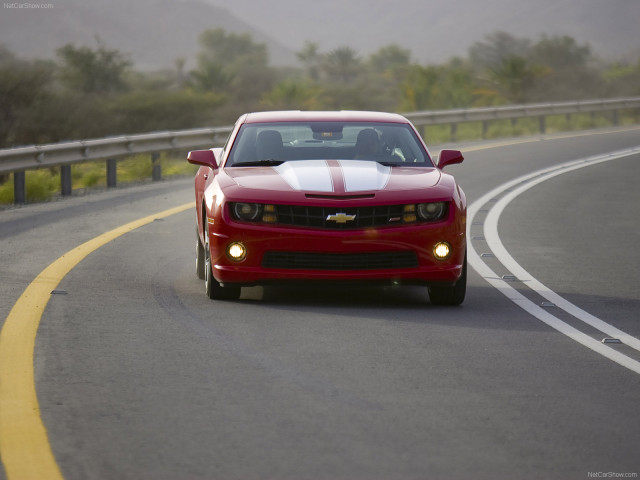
0 0 297 69
1 0 638 69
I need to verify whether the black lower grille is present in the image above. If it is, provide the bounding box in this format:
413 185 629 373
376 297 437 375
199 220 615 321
262 251 418 270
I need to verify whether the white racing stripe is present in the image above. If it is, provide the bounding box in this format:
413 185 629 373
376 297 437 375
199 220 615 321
275 160 334 192
339 160 391 192
468 146 640 374
274 159 393 193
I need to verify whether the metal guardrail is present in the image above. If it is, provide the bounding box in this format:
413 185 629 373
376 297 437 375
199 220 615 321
404 97 640 125
404 97 640 140
0 127 233 174
1 127 234 204
1 97 639 204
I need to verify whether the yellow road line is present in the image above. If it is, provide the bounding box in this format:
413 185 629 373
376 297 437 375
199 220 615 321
0 202 194 480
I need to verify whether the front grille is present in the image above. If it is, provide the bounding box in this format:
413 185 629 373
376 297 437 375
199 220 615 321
274 205 406 229
262 251 419 270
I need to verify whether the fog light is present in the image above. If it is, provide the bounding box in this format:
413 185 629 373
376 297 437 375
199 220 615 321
433 242 451 260
227 242 247 261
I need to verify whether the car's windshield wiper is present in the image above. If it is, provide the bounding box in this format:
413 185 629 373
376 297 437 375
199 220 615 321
233 159 284 167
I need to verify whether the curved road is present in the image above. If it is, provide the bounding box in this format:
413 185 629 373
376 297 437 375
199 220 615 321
1 127 639 480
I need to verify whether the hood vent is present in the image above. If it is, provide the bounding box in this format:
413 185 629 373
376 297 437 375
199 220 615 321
305 193 375 200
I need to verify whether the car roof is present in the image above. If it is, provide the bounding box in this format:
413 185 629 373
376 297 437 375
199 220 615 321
242 110 410 124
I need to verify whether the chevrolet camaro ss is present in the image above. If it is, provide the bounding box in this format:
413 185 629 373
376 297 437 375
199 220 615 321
188 111 466 304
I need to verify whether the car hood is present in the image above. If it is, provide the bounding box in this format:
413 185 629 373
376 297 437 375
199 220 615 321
224 160 441 194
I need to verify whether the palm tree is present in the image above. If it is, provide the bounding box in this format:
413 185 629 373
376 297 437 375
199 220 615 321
324 47 361 83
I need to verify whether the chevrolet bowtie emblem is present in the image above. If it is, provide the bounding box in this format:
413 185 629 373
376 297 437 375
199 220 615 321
326 212 356 224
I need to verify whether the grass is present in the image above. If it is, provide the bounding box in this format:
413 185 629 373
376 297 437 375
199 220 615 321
0 169 60 204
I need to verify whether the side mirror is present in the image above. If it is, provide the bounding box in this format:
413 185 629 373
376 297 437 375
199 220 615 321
187 149 218 169
437 149 464 169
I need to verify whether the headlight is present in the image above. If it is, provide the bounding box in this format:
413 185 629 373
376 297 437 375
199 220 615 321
230 203 278 223
417 202 447 221
232 203 262 221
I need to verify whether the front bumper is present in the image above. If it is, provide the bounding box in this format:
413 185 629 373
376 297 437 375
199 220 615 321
207 217 466 287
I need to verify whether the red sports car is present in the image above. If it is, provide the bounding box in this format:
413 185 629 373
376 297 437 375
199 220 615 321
188 111 466 304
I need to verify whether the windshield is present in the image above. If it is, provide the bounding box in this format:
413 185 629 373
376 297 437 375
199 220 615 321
226 122 433 167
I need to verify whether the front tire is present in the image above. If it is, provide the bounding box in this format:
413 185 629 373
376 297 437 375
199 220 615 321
204 232 241 300
196 228 205 280
428 253 467 306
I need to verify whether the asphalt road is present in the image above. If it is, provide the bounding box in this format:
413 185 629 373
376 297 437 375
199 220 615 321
1 127 639 480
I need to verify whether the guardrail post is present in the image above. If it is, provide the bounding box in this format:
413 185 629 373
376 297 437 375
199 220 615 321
151 152 161 181
61 165 72 196
14 171 26 204
482 121 489 139
450 123 457 142
539 116 546 134
612 110 619 126
107 158 117 188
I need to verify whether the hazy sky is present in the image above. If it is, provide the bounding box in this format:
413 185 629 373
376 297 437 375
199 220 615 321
0 0 638 69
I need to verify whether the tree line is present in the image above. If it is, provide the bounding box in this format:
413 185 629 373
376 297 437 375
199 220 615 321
1 29 639 149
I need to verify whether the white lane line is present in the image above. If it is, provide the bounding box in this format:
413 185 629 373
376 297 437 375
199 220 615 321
484 148 640 350
468 146 640 375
